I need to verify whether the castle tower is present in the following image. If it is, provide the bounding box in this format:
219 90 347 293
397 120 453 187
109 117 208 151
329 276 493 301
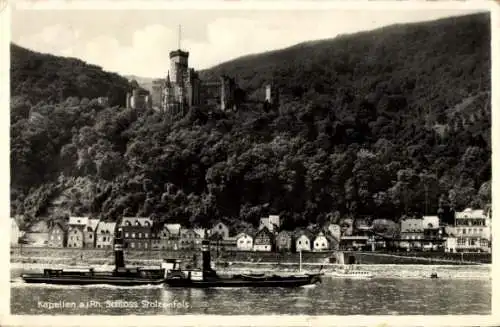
151 79 164 110
265 84 279 105
126 92 131 109
131 89 140 109
170 50 189 84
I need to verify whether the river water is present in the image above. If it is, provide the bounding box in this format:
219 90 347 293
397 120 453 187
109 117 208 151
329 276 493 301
10 265 491 315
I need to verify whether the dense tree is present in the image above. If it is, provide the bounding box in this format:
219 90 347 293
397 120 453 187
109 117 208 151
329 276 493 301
10 13 491 230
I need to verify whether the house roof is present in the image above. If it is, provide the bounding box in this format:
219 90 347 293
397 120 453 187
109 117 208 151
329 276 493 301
212 221 228 229
455 208 486 219
121 217 153 227
255 225 273 237
69 216 89 226
294 229 314 240
96 222 117 233
51 221 68 232
236 226 256 236
235 232 254 240
87 219 100 231
163 223 181 235
193 228 207 238
277 230 292 239
180 228 196 236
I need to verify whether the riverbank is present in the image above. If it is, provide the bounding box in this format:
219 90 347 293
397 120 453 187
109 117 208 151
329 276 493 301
11 246 491 266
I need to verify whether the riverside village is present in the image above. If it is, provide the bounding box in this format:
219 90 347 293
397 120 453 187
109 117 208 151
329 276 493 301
12 40 492 267
9 10 493 317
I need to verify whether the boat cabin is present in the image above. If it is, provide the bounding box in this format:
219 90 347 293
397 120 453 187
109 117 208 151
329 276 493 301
43 268 95 277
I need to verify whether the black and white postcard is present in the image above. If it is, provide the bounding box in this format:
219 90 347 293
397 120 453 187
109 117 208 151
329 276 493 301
1 1 498 326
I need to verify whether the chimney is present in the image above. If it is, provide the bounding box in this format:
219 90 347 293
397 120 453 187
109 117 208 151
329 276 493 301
201 239 211 272
114 233 125 269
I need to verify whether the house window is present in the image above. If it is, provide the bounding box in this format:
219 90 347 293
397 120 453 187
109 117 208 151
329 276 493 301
125 233 129 238
131 243 135 248
58 236 61 240
145 233 149 238
139 233 142 238
132 233 136 238
145 243 148 249
89 234 92 239
247 241 251 244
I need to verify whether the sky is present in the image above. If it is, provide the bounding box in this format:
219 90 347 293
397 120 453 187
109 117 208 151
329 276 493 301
11 8 487 78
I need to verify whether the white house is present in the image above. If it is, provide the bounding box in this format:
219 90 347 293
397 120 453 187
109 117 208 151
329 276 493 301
454 208 490 252
295 232 312 252
445 237 457 253
422 216 440 229
313 232 330 252
235 233 253 251
259 215 281 233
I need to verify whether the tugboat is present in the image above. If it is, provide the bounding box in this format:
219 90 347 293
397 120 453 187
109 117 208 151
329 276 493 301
21 229 166 286
164 240 323 288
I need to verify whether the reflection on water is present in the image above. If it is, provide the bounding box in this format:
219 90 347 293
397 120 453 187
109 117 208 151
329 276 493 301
10 267 491 315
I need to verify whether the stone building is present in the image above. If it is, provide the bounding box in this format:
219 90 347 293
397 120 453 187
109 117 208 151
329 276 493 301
120 217 153 250
67 216 88 248
126 88 152 110
48 222 67 248
95 222 116 249
154 45 239 122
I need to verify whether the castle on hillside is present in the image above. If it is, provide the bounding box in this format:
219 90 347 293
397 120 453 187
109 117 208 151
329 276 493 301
127 26 280 119
152 47 239 120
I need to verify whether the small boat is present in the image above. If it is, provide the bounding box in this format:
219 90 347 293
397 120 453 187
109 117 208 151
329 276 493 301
332 265 373 279
430 272 439 279
164 241 323 288
21 226 166 286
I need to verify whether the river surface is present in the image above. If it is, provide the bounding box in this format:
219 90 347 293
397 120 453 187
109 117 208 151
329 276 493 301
10 265 491 315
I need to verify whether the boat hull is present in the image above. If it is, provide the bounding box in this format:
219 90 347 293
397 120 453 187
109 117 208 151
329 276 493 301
165 275 322 288
21 274 165 286
331 272 373 279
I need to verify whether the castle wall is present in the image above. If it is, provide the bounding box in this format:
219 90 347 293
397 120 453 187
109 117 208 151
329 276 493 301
151 79 164 109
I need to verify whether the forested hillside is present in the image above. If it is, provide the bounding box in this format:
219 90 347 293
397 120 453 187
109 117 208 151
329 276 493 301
10 13 491 231
11 44 132 107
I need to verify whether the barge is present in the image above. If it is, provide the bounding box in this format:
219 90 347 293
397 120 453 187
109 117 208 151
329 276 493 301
21 228 165 286
164 240 323 288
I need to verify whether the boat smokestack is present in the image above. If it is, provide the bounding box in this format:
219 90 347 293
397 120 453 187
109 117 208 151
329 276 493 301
114 233 125 269
202 239 211 271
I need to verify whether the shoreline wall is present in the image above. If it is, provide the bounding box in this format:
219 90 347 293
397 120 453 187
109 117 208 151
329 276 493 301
10 247 491 265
